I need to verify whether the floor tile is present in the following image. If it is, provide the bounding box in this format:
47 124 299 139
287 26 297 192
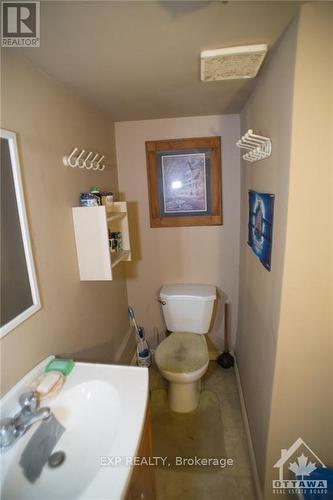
156 470 257 500
149 361 257 500
202 363 238 395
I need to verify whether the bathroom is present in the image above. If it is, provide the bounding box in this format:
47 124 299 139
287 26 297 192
0 1 332 499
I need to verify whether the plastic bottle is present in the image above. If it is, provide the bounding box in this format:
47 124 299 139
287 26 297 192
89 187 102 205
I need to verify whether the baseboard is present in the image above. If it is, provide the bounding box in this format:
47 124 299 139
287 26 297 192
234 353 263 500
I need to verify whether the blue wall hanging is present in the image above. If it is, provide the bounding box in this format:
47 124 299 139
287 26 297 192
248 190 275 271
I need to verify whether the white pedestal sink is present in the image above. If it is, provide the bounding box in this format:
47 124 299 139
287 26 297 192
1 356 149 499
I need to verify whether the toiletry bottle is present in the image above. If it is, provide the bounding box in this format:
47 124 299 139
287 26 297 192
101 191 114 208
80 192 99 207
116 232 122 253
90 187 102 205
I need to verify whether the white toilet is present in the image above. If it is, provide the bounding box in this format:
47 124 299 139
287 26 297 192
155 284 216 413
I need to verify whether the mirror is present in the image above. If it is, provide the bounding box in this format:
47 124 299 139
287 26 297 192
1 129 41 338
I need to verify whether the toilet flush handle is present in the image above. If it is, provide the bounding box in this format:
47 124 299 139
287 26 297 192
156 298 166 306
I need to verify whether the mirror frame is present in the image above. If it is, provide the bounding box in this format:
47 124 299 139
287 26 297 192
1 129 41 338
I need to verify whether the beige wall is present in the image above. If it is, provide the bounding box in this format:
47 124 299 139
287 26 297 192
115 115 240 350
264 4 333 498
237 4 333 496
236 18 298 486
0 52 129 394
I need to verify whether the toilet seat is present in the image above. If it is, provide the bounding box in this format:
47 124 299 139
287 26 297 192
155 332 209 374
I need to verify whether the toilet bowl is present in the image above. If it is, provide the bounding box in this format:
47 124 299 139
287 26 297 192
155 331 209 412
155 284 216 413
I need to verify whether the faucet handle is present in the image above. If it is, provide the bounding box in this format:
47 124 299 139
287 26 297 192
0 418 16 449
18 391 39 413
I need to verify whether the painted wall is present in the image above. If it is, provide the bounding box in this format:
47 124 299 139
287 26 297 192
236 19 298 486
0 52 129 394
115 115 240 351
264 4 333 498
237 4 333 496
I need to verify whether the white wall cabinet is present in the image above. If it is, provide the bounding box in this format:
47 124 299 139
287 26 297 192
72 202 131 281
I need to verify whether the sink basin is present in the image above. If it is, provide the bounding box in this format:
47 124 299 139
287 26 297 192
1 356 149 499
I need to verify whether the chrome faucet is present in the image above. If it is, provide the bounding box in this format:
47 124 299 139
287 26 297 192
0 391 51 450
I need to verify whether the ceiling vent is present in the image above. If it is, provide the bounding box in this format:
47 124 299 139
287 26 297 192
200 44 267 81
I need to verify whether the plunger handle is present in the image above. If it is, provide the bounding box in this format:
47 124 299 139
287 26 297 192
224 302 229 353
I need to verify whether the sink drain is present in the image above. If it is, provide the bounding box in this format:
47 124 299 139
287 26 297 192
48 451 66 468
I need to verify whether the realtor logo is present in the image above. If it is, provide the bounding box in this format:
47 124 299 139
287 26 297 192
273 437 327 495
1 1 40 47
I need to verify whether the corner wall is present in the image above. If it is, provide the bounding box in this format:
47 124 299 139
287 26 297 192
236 18 298 486
264 4 333 497
237 4 333 496
0 52 129 394
115 115 240 351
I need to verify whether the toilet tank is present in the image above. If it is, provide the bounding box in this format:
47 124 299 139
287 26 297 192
159 284 216 334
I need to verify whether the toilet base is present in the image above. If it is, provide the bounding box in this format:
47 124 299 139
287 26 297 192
168 380 201 413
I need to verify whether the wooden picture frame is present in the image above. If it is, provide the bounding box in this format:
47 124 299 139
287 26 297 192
146 136 222 228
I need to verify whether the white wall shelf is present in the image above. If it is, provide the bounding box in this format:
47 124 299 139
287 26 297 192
107 212 126 223
111 250 130 268
72 202 131 281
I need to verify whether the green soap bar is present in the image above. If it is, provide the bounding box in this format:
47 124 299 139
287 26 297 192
44 358 75 376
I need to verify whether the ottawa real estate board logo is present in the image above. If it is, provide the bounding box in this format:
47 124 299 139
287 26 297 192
273 438 328 495
1 1 40 47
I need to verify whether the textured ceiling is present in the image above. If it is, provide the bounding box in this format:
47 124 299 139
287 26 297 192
13 1 300 121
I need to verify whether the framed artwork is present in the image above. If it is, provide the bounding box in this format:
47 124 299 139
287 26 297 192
248 190 275 271
146 136 222 227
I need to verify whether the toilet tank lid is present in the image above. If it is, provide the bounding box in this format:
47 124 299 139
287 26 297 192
160 284 216 301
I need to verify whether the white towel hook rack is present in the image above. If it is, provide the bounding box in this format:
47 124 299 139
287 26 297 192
63 148 109 171
236 129 271 163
